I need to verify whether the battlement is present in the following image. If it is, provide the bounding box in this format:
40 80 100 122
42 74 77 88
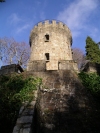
28 20 74 71
36 20 68 28
30 20 71 38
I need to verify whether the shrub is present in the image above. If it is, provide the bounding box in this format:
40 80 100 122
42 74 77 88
0 74 42 133
78 72 100 96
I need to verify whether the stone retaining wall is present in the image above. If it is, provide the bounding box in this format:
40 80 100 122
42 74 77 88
12 70 97 133
29 70 95 133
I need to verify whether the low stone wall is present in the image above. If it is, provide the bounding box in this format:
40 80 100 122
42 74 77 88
12 91 37 133
0 64 18 75
27 60 78 72
59 60 78 72
27 61 46 72
82 62 100 74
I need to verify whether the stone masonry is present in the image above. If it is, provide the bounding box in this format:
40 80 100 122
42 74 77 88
12 20 99 133
0 64 24 75
12 91 38 133
27 20 78 71
0 64 18 75
24 70 96 133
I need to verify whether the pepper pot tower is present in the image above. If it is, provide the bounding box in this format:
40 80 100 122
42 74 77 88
27 20 78 71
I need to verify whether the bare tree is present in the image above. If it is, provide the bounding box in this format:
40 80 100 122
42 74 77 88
72 48 85 69
0 37 30 68
0 37 8 61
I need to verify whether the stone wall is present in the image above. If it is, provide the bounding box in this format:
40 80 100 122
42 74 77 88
23 70 95 133
0 64 18 75
35 71 93 133
81 62 100 74
58 60 78 71
27 61 46 72
27 60 78 72
12 91 38 133
12 70 99 133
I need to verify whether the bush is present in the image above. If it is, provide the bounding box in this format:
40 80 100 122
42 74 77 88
0 74 42 133
78 72 100 96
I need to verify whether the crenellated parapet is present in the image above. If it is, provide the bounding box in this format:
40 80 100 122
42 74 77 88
30 20 72 46
27 19 77 71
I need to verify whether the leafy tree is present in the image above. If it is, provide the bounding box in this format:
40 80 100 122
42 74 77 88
85 36 100 63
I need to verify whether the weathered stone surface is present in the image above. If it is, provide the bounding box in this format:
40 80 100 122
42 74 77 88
0 64 18 75
34 70 95 133
81 61 100 74
13 125 21 133
22 109 34 116
30 101 36 106
29 20 72 61
19 106 25 115
22 128 30 133
12 99 37 133
12 69 100 133
19 128 23 133
45 123 55 130
12 19 99 133
17 116 33 124
23 124 31 128
27 20 78 72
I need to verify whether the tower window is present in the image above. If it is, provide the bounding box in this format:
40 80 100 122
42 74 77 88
45 53 49 60
45 34 49 42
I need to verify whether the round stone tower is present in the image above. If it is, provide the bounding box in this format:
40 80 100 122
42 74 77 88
27 20 78 71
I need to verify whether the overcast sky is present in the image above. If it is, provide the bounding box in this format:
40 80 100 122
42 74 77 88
0 0 100 52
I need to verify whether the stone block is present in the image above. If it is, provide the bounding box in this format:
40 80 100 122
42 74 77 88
44 82 53 88
27 61 46 72
17 116 33 124
12 125 21 133
23 124 31 128
45 123 55 130
19 106 25 115
22 109 34 115
46 61 58 70
54 82 61 88
22 128 30 133
30 101 36 106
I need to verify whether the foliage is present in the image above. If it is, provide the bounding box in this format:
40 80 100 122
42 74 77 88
78 72 100 96
85 36 100 63
0 74 42 133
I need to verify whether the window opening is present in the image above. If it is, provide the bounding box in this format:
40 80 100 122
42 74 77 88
45 34 49 42
45 53 49 60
